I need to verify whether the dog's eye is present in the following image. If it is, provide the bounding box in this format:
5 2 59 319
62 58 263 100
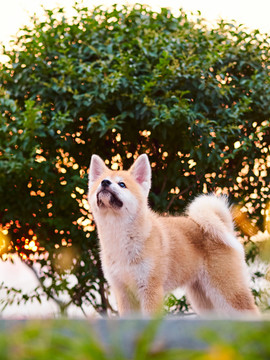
118 182 126 188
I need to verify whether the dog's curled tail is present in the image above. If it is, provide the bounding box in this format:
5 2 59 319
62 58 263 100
186 194 244 254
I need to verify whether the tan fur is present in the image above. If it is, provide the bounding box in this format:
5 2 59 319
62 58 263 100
88 154 259 316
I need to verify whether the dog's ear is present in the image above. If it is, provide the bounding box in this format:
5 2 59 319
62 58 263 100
89 155 107 186
129 154 151 195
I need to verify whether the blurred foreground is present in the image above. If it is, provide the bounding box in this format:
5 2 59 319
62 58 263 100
0 317 270 359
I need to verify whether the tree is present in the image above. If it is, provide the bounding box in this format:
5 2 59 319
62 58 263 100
0 4 269 315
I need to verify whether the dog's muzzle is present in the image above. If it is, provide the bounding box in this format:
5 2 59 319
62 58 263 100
97 188 123 209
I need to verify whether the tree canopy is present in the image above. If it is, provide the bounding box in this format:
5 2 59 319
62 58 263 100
0 4 269 315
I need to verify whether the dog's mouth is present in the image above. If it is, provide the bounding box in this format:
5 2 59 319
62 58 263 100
97 189 123 209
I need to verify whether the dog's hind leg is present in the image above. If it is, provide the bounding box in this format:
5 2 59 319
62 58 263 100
199 255 259 315
203 273 259 315
186 280 214 314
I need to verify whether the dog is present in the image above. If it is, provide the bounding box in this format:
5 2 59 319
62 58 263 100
88 154 258 316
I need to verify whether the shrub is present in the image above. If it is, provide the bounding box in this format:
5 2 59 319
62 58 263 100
0 4 269 315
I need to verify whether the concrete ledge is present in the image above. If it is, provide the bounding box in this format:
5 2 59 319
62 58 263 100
93 317 270 355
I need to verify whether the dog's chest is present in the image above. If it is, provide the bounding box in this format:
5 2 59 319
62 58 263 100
100 232 150 286
103 254 151 292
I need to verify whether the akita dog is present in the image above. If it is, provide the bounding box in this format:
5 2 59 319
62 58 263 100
88 154 258 316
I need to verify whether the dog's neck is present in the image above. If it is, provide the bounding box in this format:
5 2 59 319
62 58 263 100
94 207 152 262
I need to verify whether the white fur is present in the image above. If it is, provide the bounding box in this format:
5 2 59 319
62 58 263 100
97 211 152 296
88 155 153 294
186 194 244 255
223 232 245 256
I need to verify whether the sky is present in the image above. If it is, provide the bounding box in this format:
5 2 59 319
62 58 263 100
0 0 269 317
0 0 270 52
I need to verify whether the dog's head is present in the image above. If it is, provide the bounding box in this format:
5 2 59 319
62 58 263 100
88 154 151 217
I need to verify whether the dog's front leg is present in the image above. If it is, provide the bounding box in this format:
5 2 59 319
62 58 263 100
113 283 140 316
138 281 164 316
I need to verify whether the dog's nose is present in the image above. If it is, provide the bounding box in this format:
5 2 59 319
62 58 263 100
101 179 111 188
